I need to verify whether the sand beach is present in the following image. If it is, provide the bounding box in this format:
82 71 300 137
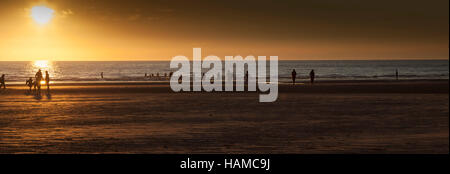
0 80 447 153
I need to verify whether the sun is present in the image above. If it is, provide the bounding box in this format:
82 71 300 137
30 6 54 25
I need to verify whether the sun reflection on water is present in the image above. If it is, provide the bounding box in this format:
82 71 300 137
30 60 56 84
34 60 50 68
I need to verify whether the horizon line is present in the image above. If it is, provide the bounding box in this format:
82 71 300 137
0 58 449 62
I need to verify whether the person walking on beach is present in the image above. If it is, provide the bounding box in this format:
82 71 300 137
45 71 50 94
0 74 6 89
291 69 297 85
35 69 43 95
396 69 399 80
309 69 315 84
245 71 249 84
26 77 33 92
101 72 104 79
33 77 37 92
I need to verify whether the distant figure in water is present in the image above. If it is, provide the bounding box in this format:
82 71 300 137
291 69 297 85
100 72 104 79
0 74 6 89
396 69 399 80
309 69 315 84
145 73 147 77
35 69 43 95
45 71 50 94
169 72 173 77
26 77 33 92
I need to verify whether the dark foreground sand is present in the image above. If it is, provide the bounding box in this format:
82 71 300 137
0 80 448 153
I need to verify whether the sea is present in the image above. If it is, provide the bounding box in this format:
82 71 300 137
0 60 448 84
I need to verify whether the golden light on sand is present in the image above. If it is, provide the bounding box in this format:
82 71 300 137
34 60 50 68
30 6 54 25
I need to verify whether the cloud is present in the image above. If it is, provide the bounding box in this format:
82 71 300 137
62 9 74 15
60 9 74 18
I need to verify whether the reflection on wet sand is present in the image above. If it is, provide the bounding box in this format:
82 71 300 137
0 81 448 153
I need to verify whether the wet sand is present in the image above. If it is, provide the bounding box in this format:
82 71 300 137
0 80 448 153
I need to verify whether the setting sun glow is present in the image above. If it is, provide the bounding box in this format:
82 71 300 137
30 6 54 25
34 60 50 68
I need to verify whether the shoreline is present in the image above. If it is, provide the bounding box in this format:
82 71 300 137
1 79 448 95
4 78 449 86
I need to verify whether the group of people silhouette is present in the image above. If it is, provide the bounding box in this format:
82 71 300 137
291 69 315 85
145 72 173 80
25 69 51 96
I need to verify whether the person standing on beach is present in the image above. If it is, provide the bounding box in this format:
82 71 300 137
291 69 297 85
26 77 33 92
0 74 6 89
396 69 399 80
309 69 315 84
33 77 37 92
101 72 104 79
245 71 249 84
35 69 43 95
45 71 50 94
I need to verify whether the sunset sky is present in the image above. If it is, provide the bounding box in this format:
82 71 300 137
0 0 448 61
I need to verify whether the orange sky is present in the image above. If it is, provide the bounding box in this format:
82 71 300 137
0 0 448 61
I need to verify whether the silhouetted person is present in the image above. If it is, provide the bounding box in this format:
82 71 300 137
26 77 33 92
395 69 399 80
33 77 37 92
101 72 104 79
170 72 173 77
145 73 147 77
45 71 50 94
291 69 297 85
309 69 315 84
35 69 43 95
0 74 6 89
245 71 249 84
